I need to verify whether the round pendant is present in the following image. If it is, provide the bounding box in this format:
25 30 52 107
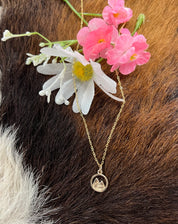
90 173 109 192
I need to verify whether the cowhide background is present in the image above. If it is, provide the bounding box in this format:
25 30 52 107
0 0 177 224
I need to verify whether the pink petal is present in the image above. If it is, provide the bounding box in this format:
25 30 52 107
77 27 90 46
111 26 119 43
115 34 133 51
113 7 131 24
100 48 110 59
88 18 107 31
120 28 131 35
133 32 138 37
84 42 108 60
133 35 148 51
125 7 133 20
108 0 124 9
118 47 135 64
106 48 122 65
102 6 115 25
86 27 112 48
110 63 119 72
119 62 136 75
103 5 132 27
136 52 151 65
83 26 113 60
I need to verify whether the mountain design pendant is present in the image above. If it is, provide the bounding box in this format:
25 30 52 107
90 171 108 192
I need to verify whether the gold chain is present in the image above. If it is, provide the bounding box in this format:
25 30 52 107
76 0 84 51
72 0 126 172
73 72 125 171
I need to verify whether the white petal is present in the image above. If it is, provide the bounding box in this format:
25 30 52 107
55 79 74 105
72 97 79 113
54 44 73 53
72 82 82 114
91 60 117 94
39 89 51 103
72 80 94 115
99 86 124 102
37 63 64 75
61 79 74 99
73 51 89 66
26 53 33 57
40 45 74 58
64 57 73 63
62 65 73 82
42 74 60 91
81 80 94 115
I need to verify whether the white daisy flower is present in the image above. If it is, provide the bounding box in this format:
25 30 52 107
37 44 124 115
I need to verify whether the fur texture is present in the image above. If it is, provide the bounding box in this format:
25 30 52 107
0 5 56 224
0 127 56 224
0 0 177 223
0 69 1 105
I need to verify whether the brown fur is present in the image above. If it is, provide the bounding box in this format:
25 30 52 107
0 0 178 223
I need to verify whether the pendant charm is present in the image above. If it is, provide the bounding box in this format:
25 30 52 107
90 170 108 192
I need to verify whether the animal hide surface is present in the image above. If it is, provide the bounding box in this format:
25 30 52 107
0 126 55 224
0 0 177 223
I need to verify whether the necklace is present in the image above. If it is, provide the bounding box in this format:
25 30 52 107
1 0 150 194
73 71 125 192
72 0 126 193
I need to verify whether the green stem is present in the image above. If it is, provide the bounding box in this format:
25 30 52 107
40 39 78 47
31 32 51 43
78 49 83 53
10 31 52 44
63 0 88 25
10 33 31 38
96 58 104 63
80 13 102 17
58 40 78 45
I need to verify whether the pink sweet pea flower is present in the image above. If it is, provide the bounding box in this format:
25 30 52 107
77 18 118 60
106 28 151 75
102 0 133 27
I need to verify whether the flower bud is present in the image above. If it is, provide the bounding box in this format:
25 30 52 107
1 30 14 41
132 14 145 36
39 42 46 47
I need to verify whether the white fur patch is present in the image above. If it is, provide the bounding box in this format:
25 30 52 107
0 6 2 105
0 127 55 224
0 69 2 105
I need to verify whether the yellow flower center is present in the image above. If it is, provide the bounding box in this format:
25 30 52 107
130 53 137 61
72 61 93 82
98 38 106 43
113 12 119 18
